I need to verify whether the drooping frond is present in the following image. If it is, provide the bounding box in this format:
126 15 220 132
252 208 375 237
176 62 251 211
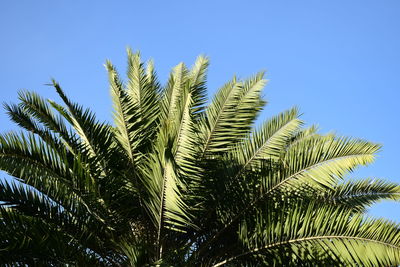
17 90 70 138
0 206 106 266
51 80 112 163
318 178 400 212
0 180 109 243
0 131 70 184
271 135 381 191
12 91 78 154
0 130 104 214
229 201 400 267
3 103 63 151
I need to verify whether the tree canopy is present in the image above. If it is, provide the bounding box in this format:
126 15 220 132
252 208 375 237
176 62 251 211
1 50 400 266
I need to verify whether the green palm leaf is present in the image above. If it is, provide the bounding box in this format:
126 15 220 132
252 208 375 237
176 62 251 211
231 107 302 176
273 135 381 191
228 201 400 267
319 178 400 212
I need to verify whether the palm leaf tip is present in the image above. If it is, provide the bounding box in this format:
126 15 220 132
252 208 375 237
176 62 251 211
320 178 400 211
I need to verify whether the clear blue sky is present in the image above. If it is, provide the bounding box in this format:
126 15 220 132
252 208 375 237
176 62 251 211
1 1 400 220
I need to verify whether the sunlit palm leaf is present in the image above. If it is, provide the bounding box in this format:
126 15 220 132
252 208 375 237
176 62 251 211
231 201 400 267
318 178 400 212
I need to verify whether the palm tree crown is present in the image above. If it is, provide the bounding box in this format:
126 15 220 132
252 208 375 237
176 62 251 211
1 50 400 266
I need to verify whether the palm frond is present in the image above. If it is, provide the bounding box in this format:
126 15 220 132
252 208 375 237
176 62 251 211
188 55 209 116
14 91 78 154
107 61 137 164
51 80 112 165
126 49 160 150
141 138 191 229
231 107 302 177
287 124 319 149
200 77 242 155
200 73 267 156
0 206 106 266
272 135 381 191
227 201 400 267
0 131 70 184
234 71 267 134
173 93 202 180
319 178 400 212
161 62 189 121
0 179 108 241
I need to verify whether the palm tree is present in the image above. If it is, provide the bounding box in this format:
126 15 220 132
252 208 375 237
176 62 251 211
1 50 400 266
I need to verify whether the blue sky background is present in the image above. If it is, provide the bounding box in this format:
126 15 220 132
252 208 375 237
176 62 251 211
1 1 399 220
